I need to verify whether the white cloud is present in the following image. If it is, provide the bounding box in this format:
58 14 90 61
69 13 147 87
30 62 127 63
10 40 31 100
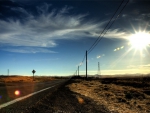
0 4 104 50
2 47 57 53
104 29 130 39
11 7 31 16
0 3 132 53
59 5 73 14
36 3 52 14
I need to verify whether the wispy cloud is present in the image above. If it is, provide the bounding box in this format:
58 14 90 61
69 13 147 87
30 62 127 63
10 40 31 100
1 2 146 53
2 47 57 53
104 29 130 39
0 3 105 51
10 7 31 16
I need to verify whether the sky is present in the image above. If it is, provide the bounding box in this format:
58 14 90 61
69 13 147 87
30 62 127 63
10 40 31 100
0 0 150 76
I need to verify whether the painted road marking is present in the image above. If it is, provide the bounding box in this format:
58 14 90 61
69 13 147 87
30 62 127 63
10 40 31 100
0 85 56 109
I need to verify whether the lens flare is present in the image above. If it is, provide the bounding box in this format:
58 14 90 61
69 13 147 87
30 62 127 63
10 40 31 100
121 46 124 49
97 55 101 58
14 90 20 96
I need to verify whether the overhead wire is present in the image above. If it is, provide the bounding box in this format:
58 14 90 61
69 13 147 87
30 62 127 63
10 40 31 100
79 0 127 66
76 0 129 75
88 0 129 54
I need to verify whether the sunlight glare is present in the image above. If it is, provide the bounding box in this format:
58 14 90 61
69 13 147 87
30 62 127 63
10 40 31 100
129 32 150 50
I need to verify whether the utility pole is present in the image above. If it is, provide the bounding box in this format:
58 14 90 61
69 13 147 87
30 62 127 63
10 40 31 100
86 50 87 80
78 66 79 76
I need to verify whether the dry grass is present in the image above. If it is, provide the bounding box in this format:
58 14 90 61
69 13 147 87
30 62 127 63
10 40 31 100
68 78 150 113
0 76 56 83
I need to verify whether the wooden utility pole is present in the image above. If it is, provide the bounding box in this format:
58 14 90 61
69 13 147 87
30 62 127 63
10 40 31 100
86 50 87 80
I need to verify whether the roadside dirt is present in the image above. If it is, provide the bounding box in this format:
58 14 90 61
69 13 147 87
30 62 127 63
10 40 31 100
1 77 150 113
68 78 150 113
0 76 56 83
25 79 110 113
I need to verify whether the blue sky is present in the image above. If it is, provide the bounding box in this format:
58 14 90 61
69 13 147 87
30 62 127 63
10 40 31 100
0 0 150 76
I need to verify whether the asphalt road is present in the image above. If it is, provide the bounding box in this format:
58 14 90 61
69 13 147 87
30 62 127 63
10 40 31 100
0 79 68 109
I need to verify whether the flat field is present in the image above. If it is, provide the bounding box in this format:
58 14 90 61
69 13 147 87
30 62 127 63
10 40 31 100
0 76 56 83
0 76 150 113
68 77 150 113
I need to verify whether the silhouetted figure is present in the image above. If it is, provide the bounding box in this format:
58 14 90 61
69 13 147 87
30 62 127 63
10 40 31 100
32 69 36 81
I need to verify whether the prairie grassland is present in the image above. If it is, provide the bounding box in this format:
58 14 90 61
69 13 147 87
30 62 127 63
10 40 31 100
68 77 150 113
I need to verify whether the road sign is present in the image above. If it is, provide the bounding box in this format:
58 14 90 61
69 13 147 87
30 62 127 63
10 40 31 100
32 70 36 74
32 70 36 80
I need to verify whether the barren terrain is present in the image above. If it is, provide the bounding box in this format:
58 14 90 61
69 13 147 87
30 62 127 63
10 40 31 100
0 76 56 83
0 76 150 113
68 77 150 113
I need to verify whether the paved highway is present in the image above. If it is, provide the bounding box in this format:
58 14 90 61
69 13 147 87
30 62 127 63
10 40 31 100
0 79 68 109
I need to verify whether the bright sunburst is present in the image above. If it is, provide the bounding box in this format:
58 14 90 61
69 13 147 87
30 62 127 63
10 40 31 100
129 31 150 50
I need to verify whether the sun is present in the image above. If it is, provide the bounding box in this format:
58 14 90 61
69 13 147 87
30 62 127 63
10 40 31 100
129 32 150 50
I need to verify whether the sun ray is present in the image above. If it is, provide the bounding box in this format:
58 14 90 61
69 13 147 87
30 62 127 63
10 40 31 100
129 46 137 64
110 47 133 69
144 47 150 55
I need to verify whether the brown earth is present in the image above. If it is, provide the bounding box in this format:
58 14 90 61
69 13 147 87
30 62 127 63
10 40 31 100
1 77 150 113
0 76 56 83
25 79 110 113
68 78 150 113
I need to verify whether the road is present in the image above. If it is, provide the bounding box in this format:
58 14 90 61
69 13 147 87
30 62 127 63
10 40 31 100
0 79 67 109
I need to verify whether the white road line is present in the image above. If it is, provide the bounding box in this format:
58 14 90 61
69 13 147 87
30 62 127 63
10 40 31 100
0 85 56 109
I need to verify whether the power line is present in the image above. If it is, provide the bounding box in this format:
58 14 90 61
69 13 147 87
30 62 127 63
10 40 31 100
87 0 125 53
88 0 129 54
76 0 129 77
88 0 127 54
78 0 126 64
